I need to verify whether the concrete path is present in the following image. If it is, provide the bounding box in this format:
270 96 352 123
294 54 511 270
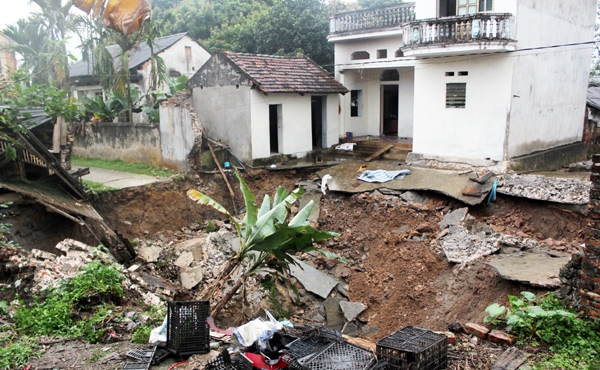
73 166 166 189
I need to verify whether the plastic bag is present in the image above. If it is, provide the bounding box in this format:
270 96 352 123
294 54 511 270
148 315 168 345
234 311 282 350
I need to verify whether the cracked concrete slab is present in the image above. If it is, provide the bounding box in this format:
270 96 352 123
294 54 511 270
486 251 570 288
289 257 338 299
317 161 494 205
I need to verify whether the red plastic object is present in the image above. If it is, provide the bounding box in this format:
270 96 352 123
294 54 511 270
244 352 288 369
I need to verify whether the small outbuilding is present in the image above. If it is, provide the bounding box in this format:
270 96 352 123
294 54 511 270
188 51 348 164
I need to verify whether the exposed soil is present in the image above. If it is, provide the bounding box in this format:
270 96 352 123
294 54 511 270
1 167 588 369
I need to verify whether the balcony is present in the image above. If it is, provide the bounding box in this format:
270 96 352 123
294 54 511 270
401 13 515 57
329 3 415 37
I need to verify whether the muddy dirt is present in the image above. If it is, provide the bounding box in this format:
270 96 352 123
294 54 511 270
1 167 588 369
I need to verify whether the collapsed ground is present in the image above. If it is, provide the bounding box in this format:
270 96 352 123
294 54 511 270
1 168 588 369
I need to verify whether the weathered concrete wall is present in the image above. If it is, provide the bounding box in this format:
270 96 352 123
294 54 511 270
580 154 600 318
72 122 162 165
159 101 197 171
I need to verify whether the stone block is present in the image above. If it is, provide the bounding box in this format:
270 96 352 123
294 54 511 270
464 323 489 339
179 267 204 290
324 297 345 331
339 301 367 322
137 246 161 263
488 330 515 345
174 252 194 268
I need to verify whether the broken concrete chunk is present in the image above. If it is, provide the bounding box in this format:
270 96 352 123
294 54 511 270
400 190 426 204
486 251 570 288
179 267 204 290
288 257 339 299
31 249 56 260
441 225 500 263
174 236 207 251
174 252 194 268
324 297 345 331
299 194 322 223
339 301 367 322
137 246 161 263
438 207 469 230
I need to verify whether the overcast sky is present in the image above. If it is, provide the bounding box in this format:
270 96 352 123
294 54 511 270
0 2 40 30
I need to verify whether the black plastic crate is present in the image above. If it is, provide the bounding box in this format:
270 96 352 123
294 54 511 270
376 326 447 370
302 341 375 370
167 300 210 356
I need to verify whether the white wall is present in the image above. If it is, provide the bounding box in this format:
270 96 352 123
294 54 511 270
159 36 211 79
506 0 595 158
414 0 517 19
412 55 513 160
192 85 253 162
325 95 341 147
159 103 196 170
398 67 415 138
250 92 314 159
334 35 404 68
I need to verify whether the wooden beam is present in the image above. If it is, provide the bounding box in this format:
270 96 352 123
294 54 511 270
365 144 393 162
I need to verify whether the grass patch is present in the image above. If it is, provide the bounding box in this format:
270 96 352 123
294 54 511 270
72 156 177 178
13 261 125 343
82 180 116 193
0 336 40 370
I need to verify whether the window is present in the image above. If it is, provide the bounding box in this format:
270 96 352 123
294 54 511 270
185 46 192 59
446 83 466 108
457 0 478 15
479 0 492 12
351 90 362 117
351 51 370 60
395 48 404 58
377 49 388 59
458 71 469 76
445 71 455 76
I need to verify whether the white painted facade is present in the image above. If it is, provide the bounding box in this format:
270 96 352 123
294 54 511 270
330 0 595 162
0 33 16 80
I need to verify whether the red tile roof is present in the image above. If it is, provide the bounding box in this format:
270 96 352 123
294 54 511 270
223 51 348 94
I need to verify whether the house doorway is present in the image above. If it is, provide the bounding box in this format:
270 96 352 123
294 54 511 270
382 85 399 136
438 0 457 16
311 96 325 148
269 104 281 154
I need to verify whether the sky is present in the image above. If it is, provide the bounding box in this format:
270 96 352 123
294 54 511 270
0 2 40 30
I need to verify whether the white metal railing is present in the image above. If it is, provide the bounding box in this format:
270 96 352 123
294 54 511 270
330 3 416 34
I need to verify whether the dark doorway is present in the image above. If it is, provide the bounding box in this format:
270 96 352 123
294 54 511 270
439 0 457 17
311 96 324 148
382 85 399 136
269 104 280 153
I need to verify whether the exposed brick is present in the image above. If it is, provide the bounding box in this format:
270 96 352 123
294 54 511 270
488 330 515 346
582 260 600 276
584 290 600 301
583 306 600 319
591 172 600 182
464 323 489 339
580 279 595 292
435 331 456 345
592 153 600 162
581 297 591 307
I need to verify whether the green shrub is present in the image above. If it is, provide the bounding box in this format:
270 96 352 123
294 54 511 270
484 292 600 369
0 336 40 370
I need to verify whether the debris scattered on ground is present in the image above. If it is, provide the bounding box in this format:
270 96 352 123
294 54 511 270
497 173 590 204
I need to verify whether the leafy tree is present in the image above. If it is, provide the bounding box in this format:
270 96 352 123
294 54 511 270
187 168 343 316
357 0 404 10
208 0 333 67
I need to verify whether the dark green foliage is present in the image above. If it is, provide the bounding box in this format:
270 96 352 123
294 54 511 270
13 261 125 342
484 292 600 369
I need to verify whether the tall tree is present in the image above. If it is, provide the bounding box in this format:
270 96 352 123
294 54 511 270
208 0 333 67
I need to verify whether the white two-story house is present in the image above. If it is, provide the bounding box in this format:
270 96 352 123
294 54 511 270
329 1 596 169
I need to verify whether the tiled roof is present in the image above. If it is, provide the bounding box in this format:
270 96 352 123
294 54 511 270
70 32 189 78
223 51 348 94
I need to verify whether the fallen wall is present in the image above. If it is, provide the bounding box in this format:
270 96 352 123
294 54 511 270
580 153 600 318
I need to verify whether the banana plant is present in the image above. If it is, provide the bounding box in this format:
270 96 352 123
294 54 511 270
187 168 342 317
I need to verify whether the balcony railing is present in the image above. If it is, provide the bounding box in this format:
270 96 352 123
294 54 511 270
329 2 415 35
402 13 513 48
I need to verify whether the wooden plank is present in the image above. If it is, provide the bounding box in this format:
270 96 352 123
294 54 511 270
491 347 530 370
365 144 394 162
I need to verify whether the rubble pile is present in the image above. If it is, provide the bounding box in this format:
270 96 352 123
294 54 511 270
497 174 590 204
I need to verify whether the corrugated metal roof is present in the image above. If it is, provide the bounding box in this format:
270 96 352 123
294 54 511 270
588 85 600 110
70 32 189 78
222 51 348 95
